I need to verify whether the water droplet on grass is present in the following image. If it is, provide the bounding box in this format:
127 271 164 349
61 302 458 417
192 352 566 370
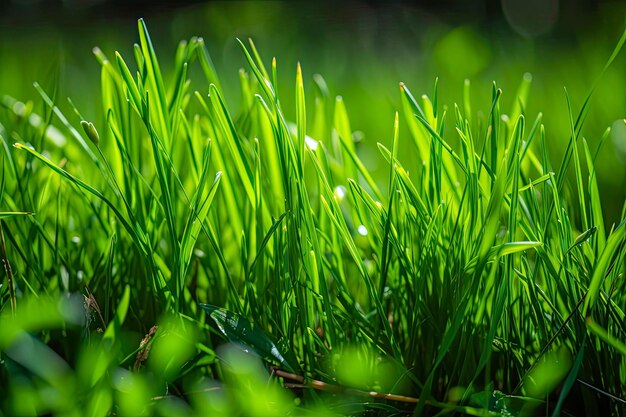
305 136 319 151
334 185 347 201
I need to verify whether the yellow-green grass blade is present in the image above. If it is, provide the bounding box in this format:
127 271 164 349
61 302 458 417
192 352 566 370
586 317 626 356
583 135 607 253
137 18 170 144
583 221 626 316
0 212 32 219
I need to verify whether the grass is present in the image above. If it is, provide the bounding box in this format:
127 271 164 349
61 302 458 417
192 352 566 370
1 17 626 416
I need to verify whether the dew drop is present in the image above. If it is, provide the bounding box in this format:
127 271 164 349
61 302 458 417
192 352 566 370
334 185 347 201
305 135 319 151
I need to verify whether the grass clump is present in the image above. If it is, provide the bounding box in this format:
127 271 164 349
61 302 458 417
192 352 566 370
1 18 626 416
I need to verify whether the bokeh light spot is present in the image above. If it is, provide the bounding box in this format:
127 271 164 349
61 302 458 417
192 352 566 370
502 0 559 38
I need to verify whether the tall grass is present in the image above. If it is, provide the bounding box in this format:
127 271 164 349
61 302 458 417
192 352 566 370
1 19 626 416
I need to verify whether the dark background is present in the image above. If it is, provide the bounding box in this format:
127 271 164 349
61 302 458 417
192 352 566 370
0 0 619 32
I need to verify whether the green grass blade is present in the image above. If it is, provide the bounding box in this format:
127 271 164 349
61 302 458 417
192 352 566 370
0 212 33 219
583 221 626 316
586 317 626 355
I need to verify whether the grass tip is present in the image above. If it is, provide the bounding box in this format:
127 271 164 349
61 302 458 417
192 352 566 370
92 46 107 62
296 62 303 85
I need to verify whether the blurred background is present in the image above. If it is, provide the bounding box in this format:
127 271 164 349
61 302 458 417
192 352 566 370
1 0 626 223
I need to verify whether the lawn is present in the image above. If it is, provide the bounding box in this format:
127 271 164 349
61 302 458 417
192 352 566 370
1 3 626 416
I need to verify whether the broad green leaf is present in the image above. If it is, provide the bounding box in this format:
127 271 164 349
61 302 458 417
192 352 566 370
200 304 300 372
